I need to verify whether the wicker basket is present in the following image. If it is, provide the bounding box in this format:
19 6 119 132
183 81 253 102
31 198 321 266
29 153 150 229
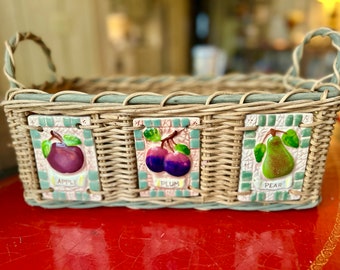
2 27 340 210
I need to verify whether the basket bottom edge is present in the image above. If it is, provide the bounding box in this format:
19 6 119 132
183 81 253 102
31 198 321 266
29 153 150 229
24 198 321 211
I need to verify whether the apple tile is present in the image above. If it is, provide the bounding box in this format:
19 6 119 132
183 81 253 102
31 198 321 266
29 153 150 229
27 115 102 202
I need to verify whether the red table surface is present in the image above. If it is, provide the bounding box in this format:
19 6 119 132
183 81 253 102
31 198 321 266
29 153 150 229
0 140 340 270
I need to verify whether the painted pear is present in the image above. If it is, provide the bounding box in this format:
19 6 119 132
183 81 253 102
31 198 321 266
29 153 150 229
262 135 294 179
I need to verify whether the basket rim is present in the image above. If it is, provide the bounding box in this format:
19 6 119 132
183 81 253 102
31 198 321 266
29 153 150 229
4 83 340 105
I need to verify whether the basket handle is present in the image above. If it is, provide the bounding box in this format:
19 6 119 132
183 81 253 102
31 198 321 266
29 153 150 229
3 32 57 88
285 27 340 86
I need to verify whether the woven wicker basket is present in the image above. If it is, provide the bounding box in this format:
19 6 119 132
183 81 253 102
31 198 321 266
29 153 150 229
2 27 340 210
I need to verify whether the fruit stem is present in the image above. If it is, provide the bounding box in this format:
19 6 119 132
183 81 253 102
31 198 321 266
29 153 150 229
261 128 286 143
160 129 184 151
49 130 63 143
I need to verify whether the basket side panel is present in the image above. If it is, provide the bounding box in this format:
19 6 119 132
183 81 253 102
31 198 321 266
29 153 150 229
91 113 139 201
302 106 340 201
199 113 244 203
3 106 41 202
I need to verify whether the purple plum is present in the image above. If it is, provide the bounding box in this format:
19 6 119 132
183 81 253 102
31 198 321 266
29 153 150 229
164 152 191 177
146 146 168 173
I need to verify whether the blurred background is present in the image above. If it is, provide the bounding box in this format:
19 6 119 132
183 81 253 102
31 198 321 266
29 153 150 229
0 0 339 176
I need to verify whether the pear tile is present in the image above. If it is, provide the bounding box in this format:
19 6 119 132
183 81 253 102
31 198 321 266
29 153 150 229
238 113 313 202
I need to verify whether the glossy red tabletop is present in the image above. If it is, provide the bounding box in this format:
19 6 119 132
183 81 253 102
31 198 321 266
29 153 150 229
1 140 340 270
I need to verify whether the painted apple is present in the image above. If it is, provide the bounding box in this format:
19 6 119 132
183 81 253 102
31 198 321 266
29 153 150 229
42 131 84 173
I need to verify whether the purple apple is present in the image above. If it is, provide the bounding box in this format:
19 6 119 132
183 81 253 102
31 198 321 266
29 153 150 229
42 130 85 174
47 142 84 173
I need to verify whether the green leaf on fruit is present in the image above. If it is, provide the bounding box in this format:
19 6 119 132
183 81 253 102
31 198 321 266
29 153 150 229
143 128 161 142
174 143 190 155
254 143 266 162
282 129 299 148
63 134 82 146
42 140 52 158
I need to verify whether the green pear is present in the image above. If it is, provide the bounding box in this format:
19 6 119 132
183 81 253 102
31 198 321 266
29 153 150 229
262 135 295 179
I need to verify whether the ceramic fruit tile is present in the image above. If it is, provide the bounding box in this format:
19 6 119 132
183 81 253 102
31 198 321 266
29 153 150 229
27 115 101 201
133 117 200 197
238 113 313 202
